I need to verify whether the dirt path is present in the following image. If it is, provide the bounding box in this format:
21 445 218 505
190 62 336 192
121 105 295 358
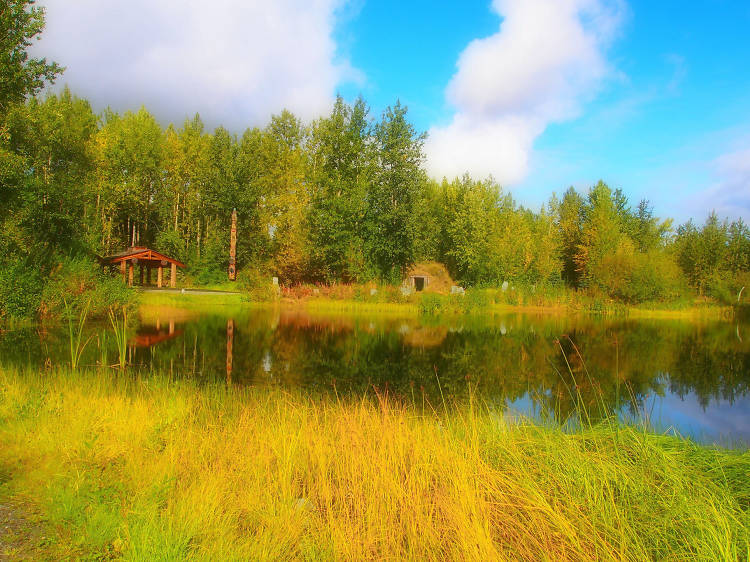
0 501 51 561
141 288 242 295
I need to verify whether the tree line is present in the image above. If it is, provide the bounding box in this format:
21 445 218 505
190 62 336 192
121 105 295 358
1 1 748 319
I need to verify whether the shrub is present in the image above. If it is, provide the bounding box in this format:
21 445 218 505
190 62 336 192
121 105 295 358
238 268 279 303
616 252 688 304
418 293 444 315
0 261 44 320
383 286 410 304
189 226 227 286
461 289 491 312
39 257 137 320
708 270 750 305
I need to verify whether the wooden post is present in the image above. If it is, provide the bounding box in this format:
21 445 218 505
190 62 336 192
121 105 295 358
169 319 175 335
139 264 144 285
157 266 163 288
128 261 134 287
170 263 177 288
120 261 126 283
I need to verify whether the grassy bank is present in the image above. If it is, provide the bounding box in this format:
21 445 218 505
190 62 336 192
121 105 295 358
138 290 247 310
0 367 747 560
279 292 732 321
135 283 736 322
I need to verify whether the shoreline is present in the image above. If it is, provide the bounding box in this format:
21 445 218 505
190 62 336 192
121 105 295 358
136 290 735 321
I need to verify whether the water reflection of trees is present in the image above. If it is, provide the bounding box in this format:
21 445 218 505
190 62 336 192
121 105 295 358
1 311 748 425
264 315 749 424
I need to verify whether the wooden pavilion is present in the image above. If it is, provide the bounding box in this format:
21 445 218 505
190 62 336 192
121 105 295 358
99 247 185 288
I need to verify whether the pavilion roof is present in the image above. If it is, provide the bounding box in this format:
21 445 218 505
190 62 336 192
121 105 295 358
99 247 186 268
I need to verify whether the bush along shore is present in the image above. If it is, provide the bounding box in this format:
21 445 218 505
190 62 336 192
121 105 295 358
0 366 747 560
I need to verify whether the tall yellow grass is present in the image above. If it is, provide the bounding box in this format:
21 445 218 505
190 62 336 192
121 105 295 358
0 367 747 560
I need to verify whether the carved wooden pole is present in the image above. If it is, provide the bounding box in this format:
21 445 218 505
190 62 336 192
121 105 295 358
228 208 237 281
170 263 177 288
157 264 163 288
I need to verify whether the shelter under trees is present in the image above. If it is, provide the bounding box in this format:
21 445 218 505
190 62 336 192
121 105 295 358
99 247 185 288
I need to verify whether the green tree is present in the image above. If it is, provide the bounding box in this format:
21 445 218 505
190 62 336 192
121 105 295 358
726 218 750 273
1 0 62 218
10 89 96 253
444 176 502 285
258 110 310 283
91 107 164 254
575 181 625 291
161 114 211 262
0 0 61 114
630 199 672 252
557 187 584 286
365 102 426 281
529 203 563 285
307 95 372 281
676 213 728 295
234 126 270 266
675 213 749 300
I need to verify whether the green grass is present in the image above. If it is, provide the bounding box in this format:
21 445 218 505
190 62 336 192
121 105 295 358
300 297 418 315
0 366 747 560
138 290 248 309
136 282 735 322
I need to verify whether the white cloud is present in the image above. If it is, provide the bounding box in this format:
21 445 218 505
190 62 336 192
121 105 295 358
33 0 358 129
425 0 624 185
697 147 750 220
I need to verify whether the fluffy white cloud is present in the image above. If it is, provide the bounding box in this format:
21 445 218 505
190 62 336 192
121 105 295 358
33 0 357 129
698 147 750 220
425 0 623 185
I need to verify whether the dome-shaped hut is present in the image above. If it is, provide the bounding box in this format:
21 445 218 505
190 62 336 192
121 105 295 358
404 261 455 294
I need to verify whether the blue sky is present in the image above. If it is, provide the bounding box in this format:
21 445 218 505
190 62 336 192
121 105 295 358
35 0 750 222
336 0 750 220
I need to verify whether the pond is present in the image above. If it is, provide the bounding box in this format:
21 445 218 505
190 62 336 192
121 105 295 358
1 306 748 446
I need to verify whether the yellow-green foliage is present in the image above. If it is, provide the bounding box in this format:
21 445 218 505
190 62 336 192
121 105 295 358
0 368 748 560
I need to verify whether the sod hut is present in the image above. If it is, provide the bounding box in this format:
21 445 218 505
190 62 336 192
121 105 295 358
404 262 454 294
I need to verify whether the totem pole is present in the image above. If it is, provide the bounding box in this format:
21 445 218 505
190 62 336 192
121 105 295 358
228 208 237 281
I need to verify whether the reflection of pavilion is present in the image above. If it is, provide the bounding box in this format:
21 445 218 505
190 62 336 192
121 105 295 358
99 247 185 287
131 319 182 347
131 329 183 348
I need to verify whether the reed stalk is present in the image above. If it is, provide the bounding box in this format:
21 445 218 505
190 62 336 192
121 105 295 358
63 297 92 371
108 305 129 370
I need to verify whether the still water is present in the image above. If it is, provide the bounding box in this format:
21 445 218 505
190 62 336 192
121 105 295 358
2 306 748 446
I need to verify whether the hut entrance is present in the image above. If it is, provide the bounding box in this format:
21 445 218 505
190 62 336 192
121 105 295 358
404 262 453 295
